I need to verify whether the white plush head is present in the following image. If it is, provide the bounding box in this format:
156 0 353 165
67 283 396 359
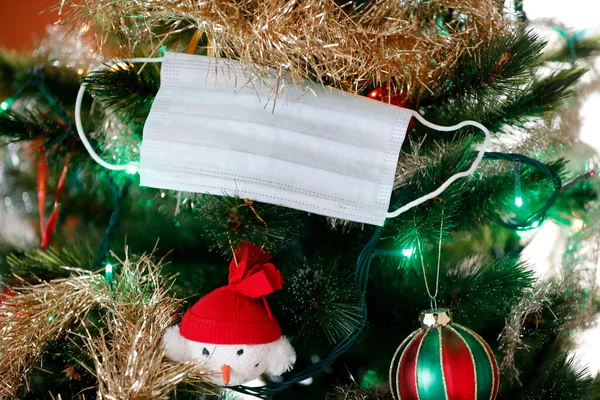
162 326 296 386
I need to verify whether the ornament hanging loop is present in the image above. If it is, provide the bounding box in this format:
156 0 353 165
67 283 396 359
416 205 444 306
430 297 438 311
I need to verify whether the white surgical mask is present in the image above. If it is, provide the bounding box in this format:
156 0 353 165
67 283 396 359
75 52 490 226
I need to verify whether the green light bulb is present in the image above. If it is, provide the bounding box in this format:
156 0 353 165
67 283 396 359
0 96 16 112
361 370 379 388
402 247 415 257
105 263 114 288
515 196 523 207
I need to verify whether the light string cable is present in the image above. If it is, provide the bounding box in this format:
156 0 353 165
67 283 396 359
74 57 163 172
230 227 383 398
91 173 130 271
238 151 585 396
482 152 562 229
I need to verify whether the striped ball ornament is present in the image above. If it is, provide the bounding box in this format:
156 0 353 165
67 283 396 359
389 309 499 400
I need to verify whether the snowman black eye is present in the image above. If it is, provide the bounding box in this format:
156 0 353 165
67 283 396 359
202 348 209 356
254 363 259 368
237 349 244 356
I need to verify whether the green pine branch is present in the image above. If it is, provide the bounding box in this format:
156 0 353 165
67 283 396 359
470 158 567 228
388 138 567 245
388 138 476 245
5 244 95 280
445 257 535 328
84 62 160 126
276 258 362 344
485 66 586 131
0 109 66 144
194 195 305 257
513 355 594 400
421 30 545 106
370 255 534 333
0 50 81 108
332 384 393 400
419 65 585 137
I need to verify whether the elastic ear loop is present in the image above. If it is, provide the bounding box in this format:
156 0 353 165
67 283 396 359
386 111 491 219
74 58 163 172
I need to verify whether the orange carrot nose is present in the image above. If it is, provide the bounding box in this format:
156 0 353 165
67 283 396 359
221 364 231 385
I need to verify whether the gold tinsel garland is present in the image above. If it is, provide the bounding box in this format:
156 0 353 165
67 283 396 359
58 0 507 97
0 271 103 399
0 253 214 400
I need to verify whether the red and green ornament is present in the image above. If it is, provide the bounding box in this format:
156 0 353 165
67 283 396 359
389 309 499 400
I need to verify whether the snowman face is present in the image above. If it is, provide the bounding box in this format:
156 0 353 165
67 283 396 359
162 327 296 386
186 336 295 386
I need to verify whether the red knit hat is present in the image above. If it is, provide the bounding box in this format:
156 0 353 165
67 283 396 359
179 241 284 345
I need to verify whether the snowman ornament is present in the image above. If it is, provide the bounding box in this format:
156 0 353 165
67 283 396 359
162 241 296 386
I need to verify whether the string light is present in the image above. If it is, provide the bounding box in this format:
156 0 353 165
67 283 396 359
360 370 379 387
515 196 523 207
516 219 542 235
401 247 415 257
105 263 113 288
0 97 15 111
571 218 585 232
483 152 561 231
514 162 523 208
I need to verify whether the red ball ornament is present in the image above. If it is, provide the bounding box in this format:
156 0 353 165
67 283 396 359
366 84 416 132
0 286 17 320
0 286 16 302
366 84 412 108
389 309 499 400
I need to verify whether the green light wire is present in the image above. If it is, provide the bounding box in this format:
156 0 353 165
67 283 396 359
482 152 562 230
231 151 565 397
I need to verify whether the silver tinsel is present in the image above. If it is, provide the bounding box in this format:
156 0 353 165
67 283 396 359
498 283 555 383
33 25 104 74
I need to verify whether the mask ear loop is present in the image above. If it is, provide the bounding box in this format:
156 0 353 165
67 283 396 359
74 57 163 173
386 111 491 219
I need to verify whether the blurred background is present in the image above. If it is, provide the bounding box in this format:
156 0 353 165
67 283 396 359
0 0 58 51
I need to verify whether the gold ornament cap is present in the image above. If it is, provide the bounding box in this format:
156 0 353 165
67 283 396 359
419 309 452 328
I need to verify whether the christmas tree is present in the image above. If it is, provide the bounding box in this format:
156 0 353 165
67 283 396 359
1 1 600 399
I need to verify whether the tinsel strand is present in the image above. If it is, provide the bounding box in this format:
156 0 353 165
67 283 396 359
0 253 216 399
498 284 554 383
59 0 507 97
